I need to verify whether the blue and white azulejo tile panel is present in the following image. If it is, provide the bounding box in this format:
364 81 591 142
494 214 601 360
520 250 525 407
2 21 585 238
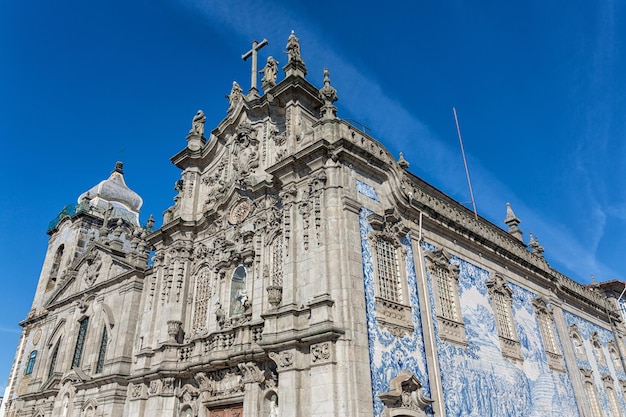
359 208 432 417
563 310 626 416
356 179 379 202
422 241 580 417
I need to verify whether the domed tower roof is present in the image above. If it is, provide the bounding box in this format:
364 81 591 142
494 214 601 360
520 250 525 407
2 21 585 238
78 162 143 225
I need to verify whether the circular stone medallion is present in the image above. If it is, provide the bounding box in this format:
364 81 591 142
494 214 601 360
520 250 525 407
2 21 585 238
229 199 252 224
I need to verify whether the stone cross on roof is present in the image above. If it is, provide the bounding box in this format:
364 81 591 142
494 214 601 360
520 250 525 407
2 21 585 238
242 39 268 95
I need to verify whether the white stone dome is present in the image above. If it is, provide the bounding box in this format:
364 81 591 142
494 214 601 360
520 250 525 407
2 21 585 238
78 162 143 224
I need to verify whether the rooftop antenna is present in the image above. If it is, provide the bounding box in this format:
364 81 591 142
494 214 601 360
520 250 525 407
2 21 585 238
453 107 478 220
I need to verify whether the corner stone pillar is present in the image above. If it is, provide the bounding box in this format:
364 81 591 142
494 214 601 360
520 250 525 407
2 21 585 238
269 349 302 416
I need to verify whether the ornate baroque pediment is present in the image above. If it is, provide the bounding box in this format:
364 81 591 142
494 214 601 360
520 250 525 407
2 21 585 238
46 245 132 308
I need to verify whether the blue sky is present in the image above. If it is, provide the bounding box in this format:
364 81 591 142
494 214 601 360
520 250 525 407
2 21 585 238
1 0 625 392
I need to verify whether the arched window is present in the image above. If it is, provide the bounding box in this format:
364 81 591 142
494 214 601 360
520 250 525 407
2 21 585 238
71 317 89 368
229 266 248 316
47 244 65 290
95 326 108 374
608 342 623 372
570 325 586 360
581 369 602 416
25 350 37 375
48 340 61 378
591 332 606 366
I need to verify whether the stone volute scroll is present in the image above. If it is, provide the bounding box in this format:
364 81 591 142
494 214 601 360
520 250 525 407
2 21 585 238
378 370 434 417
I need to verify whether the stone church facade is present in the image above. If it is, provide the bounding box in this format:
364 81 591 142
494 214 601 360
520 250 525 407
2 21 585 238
3 32 626 417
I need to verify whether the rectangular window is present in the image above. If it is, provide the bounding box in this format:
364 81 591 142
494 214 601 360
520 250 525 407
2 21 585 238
532 297 564 371
71 318 89 369
376 238 402 303
433 266 457 321
95 327 108 374
425 249 466 346
492 291 514 340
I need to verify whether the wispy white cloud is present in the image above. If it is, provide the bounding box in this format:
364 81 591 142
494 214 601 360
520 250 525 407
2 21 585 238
0 327 21 334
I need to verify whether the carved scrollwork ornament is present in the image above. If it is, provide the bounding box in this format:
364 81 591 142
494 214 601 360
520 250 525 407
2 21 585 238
268 351 294 369
310 342 332 363
379 370 434 417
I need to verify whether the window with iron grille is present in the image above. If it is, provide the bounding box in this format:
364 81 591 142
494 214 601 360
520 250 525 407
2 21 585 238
492 291 514 339
425 249 466 346
537 312 558 354
375 238 402 303
71 318 89 369
433 266 457 321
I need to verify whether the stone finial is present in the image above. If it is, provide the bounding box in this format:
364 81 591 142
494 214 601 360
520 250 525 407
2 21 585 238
528 231 544 258
260 56 279 91
113 161 124 174
283 30 307 77
319 68 338 120
146 214 155 231
398 152 409 169
227 81 243 111
504 202 523 241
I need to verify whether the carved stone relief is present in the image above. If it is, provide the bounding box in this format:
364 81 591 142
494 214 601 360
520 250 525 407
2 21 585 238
269 351 294 370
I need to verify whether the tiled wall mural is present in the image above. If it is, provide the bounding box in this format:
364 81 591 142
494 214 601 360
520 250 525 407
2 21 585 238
359 208 432 417
563 310 626 416
422 244 580 417
358 201 626 416
356 179 379 202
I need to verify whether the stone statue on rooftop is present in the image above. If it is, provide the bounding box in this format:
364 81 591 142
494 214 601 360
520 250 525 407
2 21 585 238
260 56 279 89
227 81 243 110
285 30 304 64
189 110 206 136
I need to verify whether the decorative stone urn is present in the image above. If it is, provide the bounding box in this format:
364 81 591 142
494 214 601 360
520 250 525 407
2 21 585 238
266 286 283 308
167 320 182 343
